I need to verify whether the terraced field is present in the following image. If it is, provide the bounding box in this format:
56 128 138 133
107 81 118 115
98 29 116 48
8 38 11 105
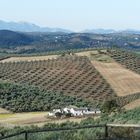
0 55 116 102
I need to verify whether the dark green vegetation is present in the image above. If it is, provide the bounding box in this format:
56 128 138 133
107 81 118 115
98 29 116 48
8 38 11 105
116 92 140 107
100 91 140 112
107 49 140 74
0 30 140 54
0 107 140 140
0 82 92 112
0 30 35 48
0 56 116 104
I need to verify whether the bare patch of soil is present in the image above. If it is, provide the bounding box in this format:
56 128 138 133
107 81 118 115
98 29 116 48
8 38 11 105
91 60 140 96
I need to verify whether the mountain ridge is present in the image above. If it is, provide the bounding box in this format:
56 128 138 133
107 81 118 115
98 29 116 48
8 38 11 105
82 28 140 34
1 20 140 34
0 20 73 33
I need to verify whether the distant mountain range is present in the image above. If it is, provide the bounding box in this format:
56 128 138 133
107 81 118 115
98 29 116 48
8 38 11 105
82 28 140 34
0 20 140 34
82 29 116 34
0 20 72 33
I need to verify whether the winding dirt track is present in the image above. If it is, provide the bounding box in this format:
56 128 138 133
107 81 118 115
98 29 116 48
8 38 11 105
91 60 140 97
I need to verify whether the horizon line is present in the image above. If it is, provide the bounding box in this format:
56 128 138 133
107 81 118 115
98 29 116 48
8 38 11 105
0 19 140 32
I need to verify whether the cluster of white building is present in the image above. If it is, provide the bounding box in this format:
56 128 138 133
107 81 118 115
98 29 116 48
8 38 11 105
48 106 101 117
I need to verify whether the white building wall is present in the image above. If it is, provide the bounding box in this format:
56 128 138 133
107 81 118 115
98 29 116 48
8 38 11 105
96 110 101 114
48 112 55 116
70 108 83 116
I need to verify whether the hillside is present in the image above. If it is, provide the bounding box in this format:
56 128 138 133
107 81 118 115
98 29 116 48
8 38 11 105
76 50 140 108
0 49 140 140
0 50 140 111
0 55 117 105
77 50 140 96
0 30 34 47
0 32 140 54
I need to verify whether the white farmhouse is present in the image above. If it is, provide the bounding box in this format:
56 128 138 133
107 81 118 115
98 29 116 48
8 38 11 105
48 106 101 117
63 106 101 116
63 106 85 116
70 108 82 116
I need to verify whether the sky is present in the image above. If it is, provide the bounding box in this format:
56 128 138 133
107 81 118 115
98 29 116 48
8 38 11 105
0 0 140 31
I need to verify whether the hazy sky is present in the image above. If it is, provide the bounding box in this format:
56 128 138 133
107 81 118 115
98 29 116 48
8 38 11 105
0 0 140 31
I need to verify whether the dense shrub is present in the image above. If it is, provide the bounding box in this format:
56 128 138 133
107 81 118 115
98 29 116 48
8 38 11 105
0 82 92 112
